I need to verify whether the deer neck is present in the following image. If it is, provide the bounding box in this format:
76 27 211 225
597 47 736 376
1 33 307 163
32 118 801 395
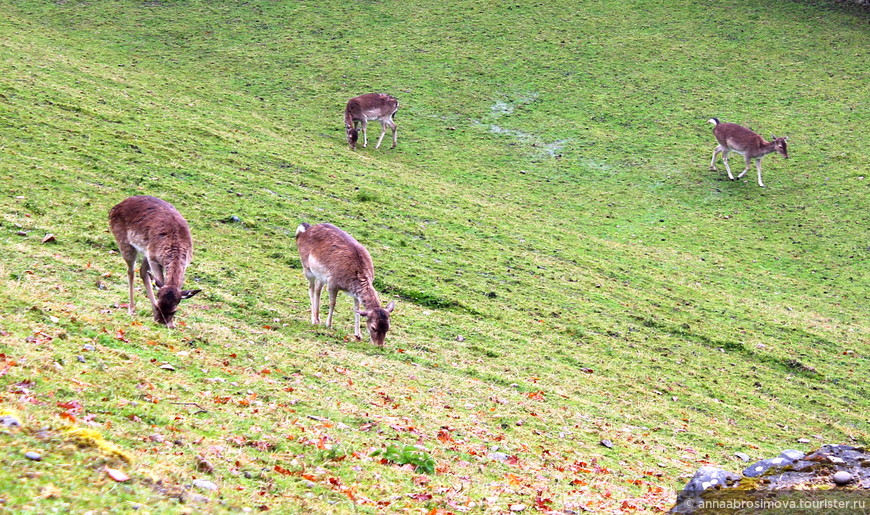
353 280 381 311
758 139 778 156
159 262 186 290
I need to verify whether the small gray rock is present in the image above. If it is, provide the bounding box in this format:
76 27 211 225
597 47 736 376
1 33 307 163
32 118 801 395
1 415 21 428
600 439 614 449
187 493 211 503
192 479 218 491
76 355 86 363
735 452 751 462
488 452 510 462
833 471 852 486
82 344 96 352
25 451 42 461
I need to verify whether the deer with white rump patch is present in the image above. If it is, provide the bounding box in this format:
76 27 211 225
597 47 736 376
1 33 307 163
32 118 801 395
296 223 395 346
708 118 788 187
345 93 399 150
109 196 201 328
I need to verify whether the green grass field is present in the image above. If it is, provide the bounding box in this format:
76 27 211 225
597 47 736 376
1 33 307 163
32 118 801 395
1 0 867 512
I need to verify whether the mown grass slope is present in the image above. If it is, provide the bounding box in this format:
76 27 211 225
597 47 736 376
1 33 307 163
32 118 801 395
0 0 867 513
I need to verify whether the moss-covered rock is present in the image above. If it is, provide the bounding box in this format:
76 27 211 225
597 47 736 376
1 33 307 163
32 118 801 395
671 445 869 514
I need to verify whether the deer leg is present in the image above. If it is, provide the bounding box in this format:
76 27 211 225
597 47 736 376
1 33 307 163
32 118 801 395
307 277 322 324
721 149 735 180
737 155 751 179
375 120 387 149
360 119 369 148
325 286 338 328
353 298 362 340
755 159 765 187
139 260 159 313
315 281 325 325
125 260 137 315
117 245 139 315
389 117 397 149
710 146 722 171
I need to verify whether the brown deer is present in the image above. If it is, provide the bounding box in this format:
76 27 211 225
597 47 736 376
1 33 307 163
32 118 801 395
344 93 399 150
109 196 201 328
295 222 395 346
708 118 788 187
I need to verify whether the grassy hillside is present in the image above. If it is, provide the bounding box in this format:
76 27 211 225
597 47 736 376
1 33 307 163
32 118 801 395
1 0 867 512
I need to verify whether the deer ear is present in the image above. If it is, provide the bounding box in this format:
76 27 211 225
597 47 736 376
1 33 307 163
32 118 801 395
385 301 395 313
180 289 201 300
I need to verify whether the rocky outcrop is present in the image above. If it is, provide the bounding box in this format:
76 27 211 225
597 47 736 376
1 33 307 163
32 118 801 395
671 445 870 514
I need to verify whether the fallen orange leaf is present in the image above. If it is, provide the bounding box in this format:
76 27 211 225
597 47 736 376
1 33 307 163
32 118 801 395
40 484 62 499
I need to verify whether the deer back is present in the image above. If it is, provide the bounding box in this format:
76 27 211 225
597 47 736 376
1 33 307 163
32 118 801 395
109 196 193 284
296 223 375 295
346 94 398 121
712 122 766 152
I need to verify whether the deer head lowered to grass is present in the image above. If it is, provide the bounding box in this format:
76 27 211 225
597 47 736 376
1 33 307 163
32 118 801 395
708 118 788 187
295 222 395 346
344 93 399 150
109 196 201 328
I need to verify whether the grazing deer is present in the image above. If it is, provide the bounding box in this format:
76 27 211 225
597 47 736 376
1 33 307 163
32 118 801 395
295 222 395 346
344 93 399 150
708 118 788 187
109 196 201 328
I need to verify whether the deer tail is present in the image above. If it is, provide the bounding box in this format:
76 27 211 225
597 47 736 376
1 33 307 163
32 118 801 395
296 223 310 237
708 118 720 126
